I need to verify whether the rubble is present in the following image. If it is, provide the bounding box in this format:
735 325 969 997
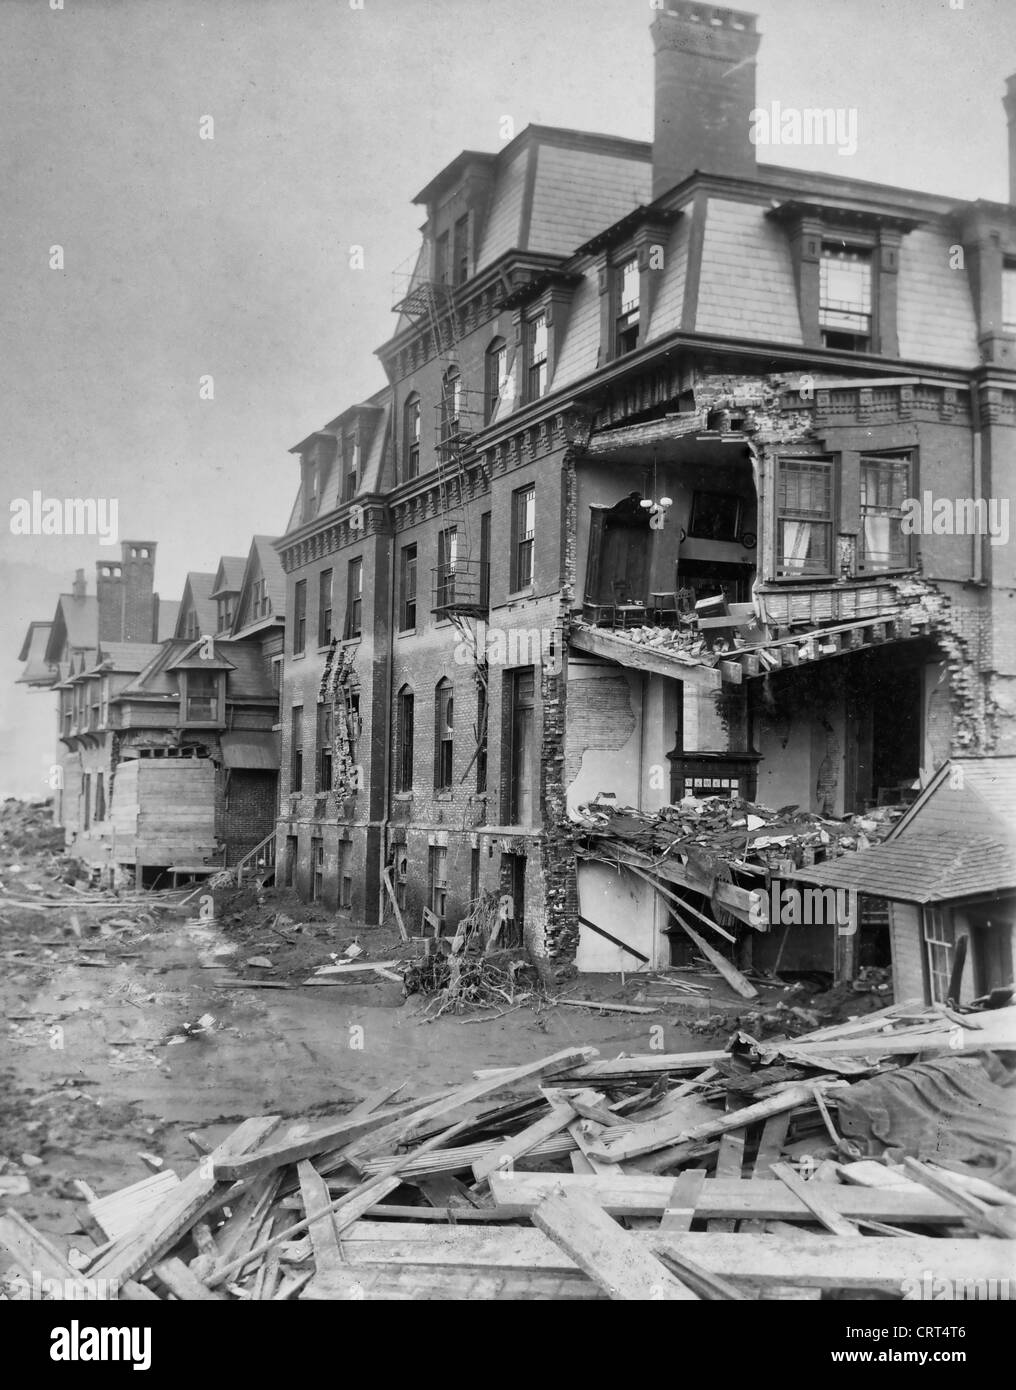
2 1006 1012 1300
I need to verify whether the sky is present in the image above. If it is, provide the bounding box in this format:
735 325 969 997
1 0 1013 796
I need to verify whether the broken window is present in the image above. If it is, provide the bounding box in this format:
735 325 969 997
819 244 872 351
485 337 508 423
436 526 458 608
858 453 912 573
776 457 833 578
507 667 535 825
434 679 454 790
345 557 363 639
404 393 421 480
318 569 333 647
316 703 333 792
396 687 414 793
428 845 448 928
399 544 417 631
510 484 536 591
290 706 304 793
341 433 357 502
615 255 640 355
293 579 307 655
526 313 548 401
924 905 955 1004
185 670 219 722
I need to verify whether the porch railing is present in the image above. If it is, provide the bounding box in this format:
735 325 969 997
236 828 277 886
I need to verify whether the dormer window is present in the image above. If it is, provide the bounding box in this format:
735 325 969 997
485 338 508 424
183 670 221 723
615 256 640 355
435 230 450 286
216 598 233 633
404 393 421 480
341 432 358 502
819 244 872 351
526 314 548 401
1003 260 1016 334
252 576 271 619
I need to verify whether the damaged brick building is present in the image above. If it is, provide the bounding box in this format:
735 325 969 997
275 0 1015 980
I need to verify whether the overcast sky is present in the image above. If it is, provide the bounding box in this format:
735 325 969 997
1 0 1012 797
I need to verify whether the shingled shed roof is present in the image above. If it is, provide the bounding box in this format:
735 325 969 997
791 832 1016 905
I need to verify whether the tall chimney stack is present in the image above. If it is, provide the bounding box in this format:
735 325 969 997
651 2 761 200
72 569 86 601
121 541 157 642
1004 74 1016 204
96 557 124 644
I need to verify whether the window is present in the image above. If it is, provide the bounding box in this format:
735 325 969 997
429 845 448 928
507 668 535 825
776 458 833 578
434 229 450 285
436 526 458 608
819 244 872 350
858 453 912 573
347 689 360 765
82 772 91 830
396 687 414 792
95 772 105 822
924 906 955 1004
404 393 421 480
441 367 462 443
615 256 640 355
341 433 357 502
185 670 219 722
339 840 352 909
184 611 199 641
252 577 270 619
434 679 454 790
485 337 508 423
1003 260 1016 334
399 544 417 631
89 686 100 730
453 214 469 286
526 313 548 401
293 579 307 654
688 490 742 542
303 456 320 521
511 485 536 591
217 598 233 633
318 569 333 647
470 846 481 904
316 703 333 792
479 511 491 610
271 657 282 721
311 835 324 901
345 557 363 639
476 678 488 793
290 706 304 792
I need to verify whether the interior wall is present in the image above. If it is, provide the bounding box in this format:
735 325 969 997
564 660 642 811
576 860 663 971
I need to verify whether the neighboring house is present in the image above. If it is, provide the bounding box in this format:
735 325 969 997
791 757 1016 1005
18 540 283 885
274 0 1016 975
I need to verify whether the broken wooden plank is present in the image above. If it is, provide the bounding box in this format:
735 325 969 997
298 1161 345 1274
710 1096 748 1232
89 1115 281 1283
902 1157 1016 1238
0 1208 116 1298
770 1163 858 1237
382 868 410 944
330 1223 1016 1293
151 1257 225 1301
557 998 660 1015
486 1172 967 1224
652 1246 749 1300
532 1190 698 1301
471 1094 576 1185
665 905 757 999
659 1169 707 1233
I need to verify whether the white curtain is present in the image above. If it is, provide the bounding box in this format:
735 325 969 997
782 521 812 572
862 515 891 569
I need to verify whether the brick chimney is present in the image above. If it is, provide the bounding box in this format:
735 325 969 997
1004 73 1016 204
72 568 86 600
95 556 124 644
95 541 157 643
651 2 762 200
121 540 157 641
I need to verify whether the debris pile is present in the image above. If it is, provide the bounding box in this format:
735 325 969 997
3 1003 1013 1300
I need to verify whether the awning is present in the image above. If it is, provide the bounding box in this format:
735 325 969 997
220 732 279 771
788 833 1016 905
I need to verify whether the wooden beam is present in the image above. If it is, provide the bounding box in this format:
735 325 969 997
470 1094 576 1185
659 1169 707 1233
298 1161 345 1275
569 625 722 690
665 903 757 999
382 868 409 943
770 1162 858 1237
532 1191 698 1301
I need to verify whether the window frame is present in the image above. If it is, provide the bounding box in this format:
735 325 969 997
774 455 835 581
293 579 307 655
1003 258 1016 334
399 543 417 632
318 568 333 648
525 312 548 403
614 253 641 356
341 432 358 503
396 686 414 793
857 451 914 575
290 705 304 793
819 240 874 352
404 393 421 481
183 669 221 725
434 678 454 791
485 337 508 424
510 484 536 593
316 701 333 793
344 557 363 640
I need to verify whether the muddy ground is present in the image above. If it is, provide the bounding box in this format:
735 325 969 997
0 809 887 1251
